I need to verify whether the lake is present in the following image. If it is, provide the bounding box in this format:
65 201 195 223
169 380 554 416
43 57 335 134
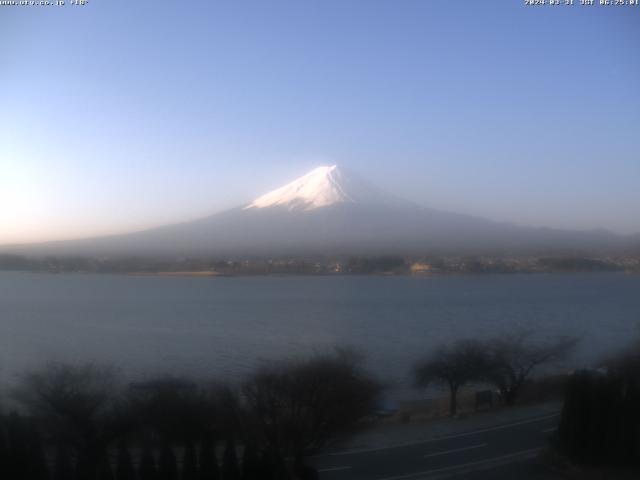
1 272 639 400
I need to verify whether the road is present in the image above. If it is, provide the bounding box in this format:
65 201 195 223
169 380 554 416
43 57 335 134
310 412 560 480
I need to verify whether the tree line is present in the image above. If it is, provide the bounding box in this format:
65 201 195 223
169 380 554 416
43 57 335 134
0 332 589 479
0 350 380 480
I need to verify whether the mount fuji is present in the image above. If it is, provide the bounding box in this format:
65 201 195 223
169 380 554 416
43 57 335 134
5 165 634 257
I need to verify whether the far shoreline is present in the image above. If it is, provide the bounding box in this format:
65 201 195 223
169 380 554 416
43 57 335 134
1 269 638 278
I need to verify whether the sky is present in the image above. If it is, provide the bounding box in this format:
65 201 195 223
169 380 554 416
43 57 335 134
1 0 639 244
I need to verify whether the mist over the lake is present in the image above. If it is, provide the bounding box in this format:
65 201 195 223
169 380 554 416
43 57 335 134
2 271 638 402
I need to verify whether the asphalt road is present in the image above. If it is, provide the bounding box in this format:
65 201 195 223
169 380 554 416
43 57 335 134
310 412 560 480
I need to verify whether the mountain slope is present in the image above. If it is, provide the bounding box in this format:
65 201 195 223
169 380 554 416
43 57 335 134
2 165 634 257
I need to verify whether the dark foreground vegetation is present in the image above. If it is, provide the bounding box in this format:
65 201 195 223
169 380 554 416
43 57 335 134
556 338 640 470
2 333 639 479
0 350 380 480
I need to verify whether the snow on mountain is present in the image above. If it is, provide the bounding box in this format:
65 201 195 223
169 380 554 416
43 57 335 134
243 165 406 211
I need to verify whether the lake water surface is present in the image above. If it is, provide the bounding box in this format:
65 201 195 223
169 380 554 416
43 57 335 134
1 272 639 400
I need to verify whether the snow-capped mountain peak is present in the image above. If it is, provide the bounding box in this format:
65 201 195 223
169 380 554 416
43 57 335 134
243 165 402 212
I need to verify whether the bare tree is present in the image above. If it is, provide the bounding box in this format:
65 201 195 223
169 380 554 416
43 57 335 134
241 349 381 458
485 332 578 405
15 363 134 480
414 339 489 416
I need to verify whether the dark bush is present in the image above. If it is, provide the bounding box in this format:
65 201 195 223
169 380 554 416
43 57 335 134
139 446 157 480
182 441 198 480
53 445 74 480
557 369 640 467
158 443 179 480
241 441 260 480
222 439 240 480
116 442 136 480
198 437 220 480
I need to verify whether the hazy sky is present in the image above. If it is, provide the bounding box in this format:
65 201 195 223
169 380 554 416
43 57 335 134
1 1 639 244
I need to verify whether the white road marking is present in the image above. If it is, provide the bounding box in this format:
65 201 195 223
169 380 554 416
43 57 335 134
327 412 560 456
542 427 557 433
376 448 542 480
424 443 487 458
318 465 352 472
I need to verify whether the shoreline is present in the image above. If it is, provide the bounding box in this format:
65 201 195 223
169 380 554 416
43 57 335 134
127 271 224 277
1 269 637 277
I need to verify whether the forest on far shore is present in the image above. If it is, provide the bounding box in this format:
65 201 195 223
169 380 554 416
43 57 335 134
1 253 638 276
